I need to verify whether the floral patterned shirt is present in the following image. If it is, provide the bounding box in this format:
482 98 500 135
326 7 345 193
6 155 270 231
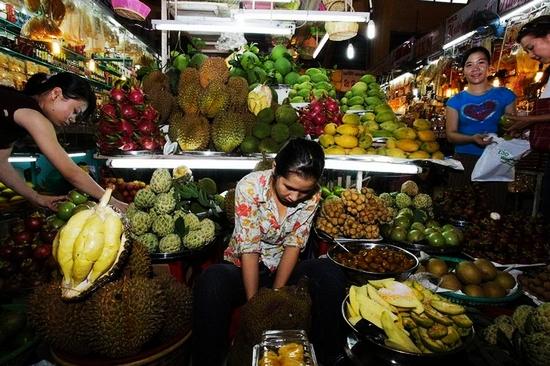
224 170 321 272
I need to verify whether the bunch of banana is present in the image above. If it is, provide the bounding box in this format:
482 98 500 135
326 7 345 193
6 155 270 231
52 188 128 300
247 84 272 115
345 278 473 354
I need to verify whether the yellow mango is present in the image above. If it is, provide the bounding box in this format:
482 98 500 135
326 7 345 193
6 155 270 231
420 141 440 153
417 130 436 142
431 151 444 160
319 134 335 148
366 147 377 155
324 146 346 155
334 134 358 148
386 137 397 149
386 148 407 158
393 127 417 140
413 118 431 131
324 122 338 135
342 113 360 125
336 124 359 136
408 150 430 159
349 147 367 155
396 139 420 152
376 147 387 156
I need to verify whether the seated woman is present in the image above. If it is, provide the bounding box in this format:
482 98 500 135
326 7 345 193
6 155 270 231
191 138 347 366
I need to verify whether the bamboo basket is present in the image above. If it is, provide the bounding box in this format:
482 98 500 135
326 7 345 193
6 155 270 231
323 0 358 41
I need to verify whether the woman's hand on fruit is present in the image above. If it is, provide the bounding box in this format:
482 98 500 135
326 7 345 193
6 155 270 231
504 114 533 134
34 193 67 211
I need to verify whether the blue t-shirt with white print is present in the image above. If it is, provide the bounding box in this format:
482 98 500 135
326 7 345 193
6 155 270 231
447 87 516 156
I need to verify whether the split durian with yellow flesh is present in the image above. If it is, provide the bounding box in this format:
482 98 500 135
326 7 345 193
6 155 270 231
52 188 129 300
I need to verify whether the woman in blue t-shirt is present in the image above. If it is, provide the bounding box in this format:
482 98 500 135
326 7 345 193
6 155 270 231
445 47 516 212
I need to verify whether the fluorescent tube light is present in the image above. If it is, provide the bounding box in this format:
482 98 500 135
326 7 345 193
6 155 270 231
324 159 422 174
313 33 329 59
500 0 543 22
442 30 476 50
233 9 369 22
107 157 259 170
68 152 87 158
152 19 295 35
389 72 414 86
9 156 37 163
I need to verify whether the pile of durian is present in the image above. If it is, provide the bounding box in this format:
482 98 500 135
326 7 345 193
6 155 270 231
126 168 218 254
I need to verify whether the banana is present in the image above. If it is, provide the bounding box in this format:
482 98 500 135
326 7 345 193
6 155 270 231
89 212 122 282
72 214 105 283
430 300 465 315
450 314 473 328
424 304 454 326
57 210 94 283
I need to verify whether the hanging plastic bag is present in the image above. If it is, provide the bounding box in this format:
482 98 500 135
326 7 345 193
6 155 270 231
471 133 531 182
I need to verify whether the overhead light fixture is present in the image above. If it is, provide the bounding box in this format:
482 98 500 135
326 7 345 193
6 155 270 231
366 19 376 39
442 30 476 50
233 9 369 23
152 19 295 35
9 156 37 163
51 41 61 55
500 0 543 22
324 159 422 174
389 72 414 86
313 33 329 59
346 43 355 59
492 77 500 87
87 59 96 72
68 152 87 158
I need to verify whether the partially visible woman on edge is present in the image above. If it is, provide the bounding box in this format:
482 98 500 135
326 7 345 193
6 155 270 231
445 46 516 213
192 138 347 366
0 72 127 211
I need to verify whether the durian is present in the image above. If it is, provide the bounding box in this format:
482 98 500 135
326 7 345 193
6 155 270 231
198 57 229 88
211 111 246 153
177 68 202 115
226 76 249 112
169 111 210 151
155 273 193 342
199 80 229 118
124 242 152 278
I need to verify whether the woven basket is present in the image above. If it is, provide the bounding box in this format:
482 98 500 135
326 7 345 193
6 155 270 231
323 0 358 41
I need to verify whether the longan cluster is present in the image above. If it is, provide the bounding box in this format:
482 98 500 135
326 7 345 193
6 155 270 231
316 198 346 236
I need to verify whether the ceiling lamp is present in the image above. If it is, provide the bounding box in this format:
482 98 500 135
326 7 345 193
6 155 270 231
233 9 369 23
366 19 376 39
111 0 151 21
313 33 330 59
152 19 295 36
346 43 355 59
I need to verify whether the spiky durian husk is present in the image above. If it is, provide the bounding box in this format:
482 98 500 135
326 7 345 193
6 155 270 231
142 70 169 95
28 282 92 356
169 111 210 151
124 241 153 278
226 76 249 112
177 68 202 115
199 80 229 118
146 84 175 123
211 111 246 152
224 188 235 224
241 111 257 135
154 273 193 342
88 277 167 358
198 57 229 88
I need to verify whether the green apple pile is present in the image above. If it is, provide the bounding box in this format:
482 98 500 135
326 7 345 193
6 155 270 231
46 190 93 230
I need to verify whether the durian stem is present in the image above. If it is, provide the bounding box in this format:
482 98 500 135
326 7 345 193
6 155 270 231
99 188 113 207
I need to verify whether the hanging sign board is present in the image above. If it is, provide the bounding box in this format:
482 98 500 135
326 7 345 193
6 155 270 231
444 0 498 43
415 26 445 60
340 70 365 91
498 0 532 14
392 38 415 68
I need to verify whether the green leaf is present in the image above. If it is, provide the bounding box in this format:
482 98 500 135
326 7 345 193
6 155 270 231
174 217 189 237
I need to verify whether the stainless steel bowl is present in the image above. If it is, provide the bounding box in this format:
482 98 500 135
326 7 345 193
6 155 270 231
327 241 419 284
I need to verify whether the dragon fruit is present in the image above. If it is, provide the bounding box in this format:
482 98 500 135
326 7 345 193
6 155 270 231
298 96 342 137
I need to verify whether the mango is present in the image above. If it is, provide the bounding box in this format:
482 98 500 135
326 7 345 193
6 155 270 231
386 148 407 158
361 112 376 121
413 118 431 130
393 127 417 140
386 137 397 149
336 124 359 136
334 135 358 148
349 147 367 155
417 130 436 142
380 121 398 132
372 130 394 138
420 141 440 153
351 81 368 96
311 73 329 83
342 114 360 125
365 96 382 106
358 133 373 149
396 139 420 152
347 95 364 106
324 146 346 155
408 150 430 159
365 121 380 131
376 111 396 123
324 122 338 135
319 134 335 148
431 151 444 160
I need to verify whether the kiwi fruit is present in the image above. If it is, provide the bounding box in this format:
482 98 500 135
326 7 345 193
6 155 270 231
474 258 497 281
495 271 516 290
440 274 462 291
463 284 485 297
426 258 448 277
456 261 483 285
481 281 506 298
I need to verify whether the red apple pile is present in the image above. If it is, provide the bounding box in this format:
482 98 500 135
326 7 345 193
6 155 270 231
97 81 165 154
101 177 147 203
298 96 342 137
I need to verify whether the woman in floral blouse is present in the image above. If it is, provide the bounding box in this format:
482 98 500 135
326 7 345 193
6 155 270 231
192 138 347 366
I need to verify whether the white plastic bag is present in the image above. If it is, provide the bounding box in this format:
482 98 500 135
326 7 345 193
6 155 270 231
471 134 531 182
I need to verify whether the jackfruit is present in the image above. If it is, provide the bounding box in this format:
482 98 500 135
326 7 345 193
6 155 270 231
169 111 210 151
198 57 229 88
212 111 247 153
200 80 229 118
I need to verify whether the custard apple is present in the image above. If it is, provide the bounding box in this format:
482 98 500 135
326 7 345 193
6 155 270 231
513 304 535 334
523 332 550 366
378 192 394 208
482 322 515 345
413 193 432 209
137 233 159 253
150 168 172 193
184 213 201 231
154 191 176 214
159 233 181 253
130 211 152 235
134 188 156 209
152 214 175 237
126 203 138 220
200 218 216 241
400 180 419 197
395 193 412 209
524 303 550 334
182 230 206 249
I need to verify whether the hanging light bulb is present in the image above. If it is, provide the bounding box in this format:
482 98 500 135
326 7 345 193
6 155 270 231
366 20 376 40
87 59 96 72
492 77 500 87
51 41 61 55
346 43 355 59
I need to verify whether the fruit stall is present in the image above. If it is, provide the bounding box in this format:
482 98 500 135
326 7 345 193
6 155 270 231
0 1 549 366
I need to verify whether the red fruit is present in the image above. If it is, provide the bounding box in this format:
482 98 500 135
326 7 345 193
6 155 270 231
139 136 158 151
120 104 138 120
98 121 119 136
325 99 340 113
39 229 57 243
0 244 14 260
33 244 52 261
128 87 145 105
142 105 158 122
119 119 134 137
310 103 323 114
119 137 138 151
110 88 126 103
314 114 326 126
136 119 157 135
24 216 44 232
101 103 118 119
12 231 33 246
